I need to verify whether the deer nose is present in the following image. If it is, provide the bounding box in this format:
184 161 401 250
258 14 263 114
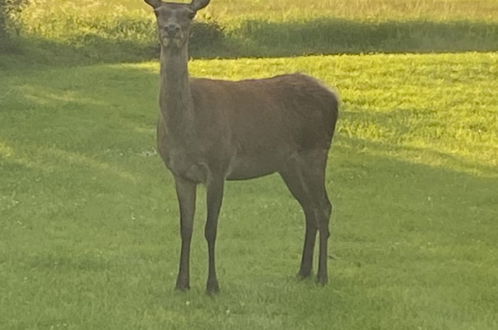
166 24 180 37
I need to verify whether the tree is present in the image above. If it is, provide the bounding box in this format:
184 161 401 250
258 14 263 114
1 0 26 51
0 0 7 42
0 0 14 51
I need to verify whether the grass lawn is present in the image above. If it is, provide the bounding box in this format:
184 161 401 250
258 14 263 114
1 52 497 329
16 0 498 23
3 0 497 62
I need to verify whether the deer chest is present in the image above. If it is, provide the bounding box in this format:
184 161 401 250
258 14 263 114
159 146 208 184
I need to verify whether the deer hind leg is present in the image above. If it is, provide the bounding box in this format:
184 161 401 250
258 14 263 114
280 150 332 284
305 152 332 286
174 176 197 291
315 183 332 285
280 168 317 279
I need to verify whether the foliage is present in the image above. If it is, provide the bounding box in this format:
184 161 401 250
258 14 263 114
2 0 496 62
1 1 497 328
0 0 10 49
189 19 225 55
1 53 497 329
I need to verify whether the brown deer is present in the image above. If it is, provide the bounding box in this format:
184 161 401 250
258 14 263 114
144 0 339 294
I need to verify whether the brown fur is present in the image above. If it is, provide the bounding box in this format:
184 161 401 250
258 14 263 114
185 75 338 180
146 0 339 293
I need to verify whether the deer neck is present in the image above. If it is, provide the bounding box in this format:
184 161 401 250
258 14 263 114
159 45 194 140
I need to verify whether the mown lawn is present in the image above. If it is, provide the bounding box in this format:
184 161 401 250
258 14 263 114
1 53 497 329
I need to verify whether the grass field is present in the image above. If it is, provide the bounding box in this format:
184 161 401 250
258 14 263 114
1 52 497 329
2 0 497 62
1 0 498 328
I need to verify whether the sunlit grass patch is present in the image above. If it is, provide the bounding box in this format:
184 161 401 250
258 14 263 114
3 0 497 63
1 52 497 329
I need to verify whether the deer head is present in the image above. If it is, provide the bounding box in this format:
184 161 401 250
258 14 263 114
144 0 210 49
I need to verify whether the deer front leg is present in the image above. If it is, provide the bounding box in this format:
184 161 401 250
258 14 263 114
205 177 225 294
174 176 197 291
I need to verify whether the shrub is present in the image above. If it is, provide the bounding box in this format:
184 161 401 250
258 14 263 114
0 0 8 47
1 0 28 51
189 20 225 56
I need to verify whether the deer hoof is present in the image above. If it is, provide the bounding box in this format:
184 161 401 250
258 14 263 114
175 284 190 292
206 280 220 295
296 270 312 280
316 274 328 286
175 278 190 291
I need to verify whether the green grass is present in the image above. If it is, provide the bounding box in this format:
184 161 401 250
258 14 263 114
15 0 498 24
2 0 497 62
1 52 497 329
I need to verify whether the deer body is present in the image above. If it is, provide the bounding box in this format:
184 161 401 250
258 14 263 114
146 0 339 294
159 75 337 183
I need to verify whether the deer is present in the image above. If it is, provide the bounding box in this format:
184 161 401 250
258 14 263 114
144 0 339 294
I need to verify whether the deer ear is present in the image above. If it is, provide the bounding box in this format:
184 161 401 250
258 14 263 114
190 0 210 12
144 0 162 9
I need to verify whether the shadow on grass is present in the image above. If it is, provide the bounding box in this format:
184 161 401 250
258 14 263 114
2 18 497 66
227 18 498 57
339 108 498 177
2 64 498 329
4 62 496 181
